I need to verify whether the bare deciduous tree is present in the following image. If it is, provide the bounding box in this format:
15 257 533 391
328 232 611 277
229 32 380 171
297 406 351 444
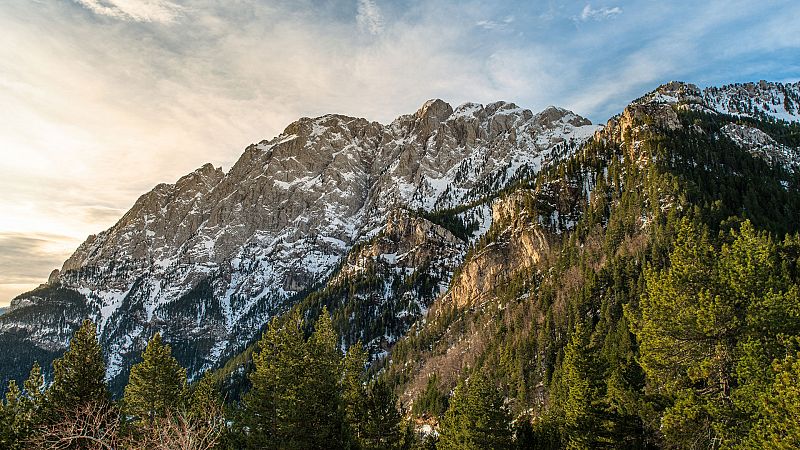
27 401 122 449
128 407 225 450
26 399 226 450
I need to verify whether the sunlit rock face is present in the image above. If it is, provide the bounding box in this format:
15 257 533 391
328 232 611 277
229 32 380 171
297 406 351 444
0 98 599 390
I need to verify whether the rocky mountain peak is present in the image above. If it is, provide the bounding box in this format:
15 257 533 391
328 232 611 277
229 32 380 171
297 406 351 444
409 99 455 140
416 98 454 122
0 96 600 388
175 162 225 192
534 106 591 128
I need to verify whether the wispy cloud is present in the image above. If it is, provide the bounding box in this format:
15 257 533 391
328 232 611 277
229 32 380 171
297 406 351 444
356 0 384 35
577 4 623 22
74 0 182 23
476 16 514 31
0 232 78 304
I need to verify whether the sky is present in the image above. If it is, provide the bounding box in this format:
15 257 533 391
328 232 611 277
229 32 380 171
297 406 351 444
1 0 799 307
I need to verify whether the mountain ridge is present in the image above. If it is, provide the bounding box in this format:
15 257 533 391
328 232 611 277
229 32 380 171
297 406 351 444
1 97 599 390
2 80 798 395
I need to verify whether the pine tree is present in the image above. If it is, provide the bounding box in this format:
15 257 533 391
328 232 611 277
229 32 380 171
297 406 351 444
413 373 448 418
556 321 602 450
242 310 309 449
123 332 187 425
361 378 406 450
341 343 368 446
634 219 800 447
22 362 44 411
188 370 222 423
0 362 47 450
303 308 345 449
48 319 109 413
438 372 513 450
438 380 474 450
0 380 22 449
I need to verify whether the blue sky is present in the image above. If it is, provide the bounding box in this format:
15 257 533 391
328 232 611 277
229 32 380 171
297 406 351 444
0 0 799 305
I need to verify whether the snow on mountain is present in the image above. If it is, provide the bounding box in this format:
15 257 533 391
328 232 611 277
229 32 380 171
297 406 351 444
0 99 599 388
626 81 799 171
6 81 793 392
704 80 800 123
721 123 800 170
636 80 800 124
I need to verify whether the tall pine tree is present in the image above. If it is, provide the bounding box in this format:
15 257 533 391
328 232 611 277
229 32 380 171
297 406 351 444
47 319 109 413
304 308 345 449
361 378 406 450
123 332 187 425
243 310 313 449
438 371 512 450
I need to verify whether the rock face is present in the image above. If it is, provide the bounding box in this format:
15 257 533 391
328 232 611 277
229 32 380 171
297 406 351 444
4 81 795 394
721 123 800 170
390 81 800 406
444 191 550 310
704 80 800 123
0 99 599 389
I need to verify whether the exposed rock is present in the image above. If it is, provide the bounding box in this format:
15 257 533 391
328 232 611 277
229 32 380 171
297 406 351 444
722 123 800 169
1 99 598 387
438 191 550 310
47 269 60 285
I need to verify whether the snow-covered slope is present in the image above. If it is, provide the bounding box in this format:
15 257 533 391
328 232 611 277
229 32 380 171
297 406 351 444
0 99 599 389
704 80 800 123
631 80 800 124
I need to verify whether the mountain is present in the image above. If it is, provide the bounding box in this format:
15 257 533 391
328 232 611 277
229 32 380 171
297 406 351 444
704 79 800 122
376 81 800 447
0 99 599 391
2 79 800 448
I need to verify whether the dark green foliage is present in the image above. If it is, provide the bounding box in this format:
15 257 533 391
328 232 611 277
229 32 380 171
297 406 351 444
360 378 407 450
123 333 187 425
305 309 346 448
47 319 109 412
419 207 481 241
633 219 800 448
0 363 45 449
412 372 448 418
438 371 513 450
239 307 408 449
189 370 223 422
551 322 604 449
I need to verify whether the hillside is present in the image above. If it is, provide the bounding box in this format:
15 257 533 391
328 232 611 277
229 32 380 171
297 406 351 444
380 81 800 448
0 99 598 392
1 80 800 449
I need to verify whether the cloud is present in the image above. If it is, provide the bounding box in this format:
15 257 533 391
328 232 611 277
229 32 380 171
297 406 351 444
578 4 623 22
356 0 385 35
476 16 514 31
74 0 182 23
0 232 78 306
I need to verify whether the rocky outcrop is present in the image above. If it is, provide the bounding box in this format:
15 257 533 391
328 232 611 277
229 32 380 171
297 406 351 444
1 99 598 388
444 192 550 309
705 80 800 122
721 123 800 170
